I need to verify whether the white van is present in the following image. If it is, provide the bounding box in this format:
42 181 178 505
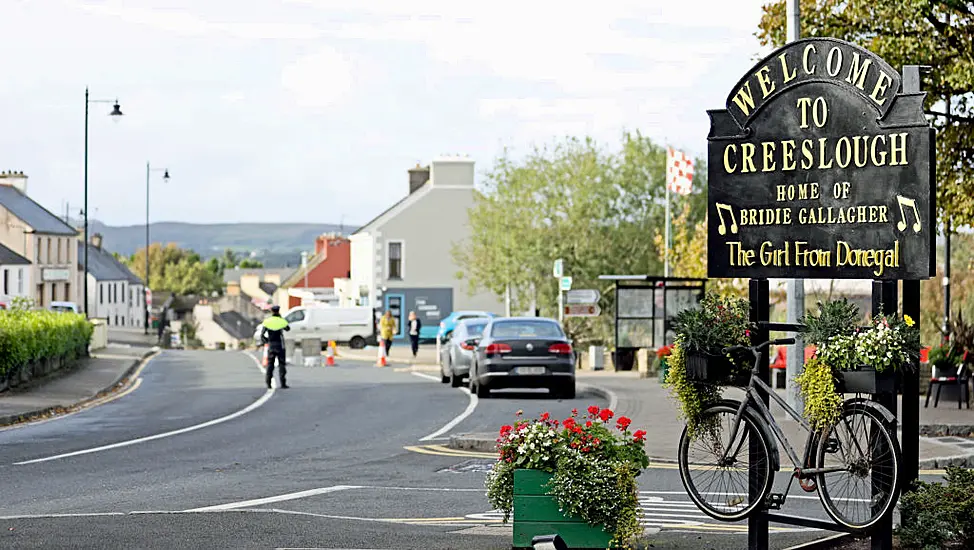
281 306 375 349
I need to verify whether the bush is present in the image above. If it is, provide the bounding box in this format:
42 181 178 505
898 467 974 549
0 310 93 379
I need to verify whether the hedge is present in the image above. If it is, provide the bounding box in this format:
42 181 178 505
0 310 93 379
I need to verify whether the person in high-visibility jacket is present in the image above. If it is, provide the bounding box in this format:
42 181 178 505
379 310 397 357
260 305 291 389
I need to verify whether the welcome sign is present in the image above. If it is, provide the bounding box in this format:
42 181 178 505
706 38 935 280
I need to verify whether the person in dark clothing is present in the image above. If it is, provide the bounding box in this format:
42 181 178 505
260 305 291 389
407 311 422 358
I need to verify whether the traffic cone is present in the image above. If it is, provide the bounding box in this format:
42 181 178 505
376 344 387 367
326 343 336 366
261 344 269 367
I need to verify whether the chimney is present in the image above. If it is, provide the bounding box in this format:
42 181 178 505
0 171 28 194
408 163 430 194
315 235 328 255
91 233 103 249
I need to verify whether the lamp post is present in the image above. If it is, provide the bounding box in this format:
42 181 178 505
145 163 170 334
83 88 123 318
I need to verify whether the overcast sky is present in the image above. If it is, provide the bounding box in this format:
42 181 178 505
1 0 770 227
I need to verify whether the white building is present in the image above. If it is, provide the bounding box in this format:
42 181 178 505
0 242 31 306
77 234 146 327
0 172 80 308
340 157 504 340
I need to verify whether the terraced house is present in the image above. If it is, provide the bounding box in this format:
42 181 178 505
0 171 79 308
77 234 146 327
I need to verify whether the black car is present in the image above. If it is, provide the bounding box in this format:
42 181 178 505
468 317 575 399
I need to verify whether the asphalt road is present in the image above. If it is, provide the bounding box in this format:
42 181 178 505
0 350 934 549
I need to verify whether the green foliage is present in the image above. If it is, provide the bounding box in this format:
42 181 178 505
453 132 707 347
0 310 93 378
943 312 974 357
898 467 974 549
672 293 753 355
663 341 722 438
124 243 224 296
794 356 843 430
801 299 862 347
758 0 974 227
238 259 264 268
856 312 921 373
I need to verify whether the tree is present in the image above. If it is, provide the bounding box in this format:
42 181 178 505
238 259 264 268
454 132 708 345
757 0 974 228
221 248 239 270
125 243 224 296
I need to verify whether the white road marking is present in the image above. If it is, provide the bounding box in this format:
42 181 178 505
410 372 441 383
13 353 274 465
578 383 618 411
418 378 478 442
184 485 360 512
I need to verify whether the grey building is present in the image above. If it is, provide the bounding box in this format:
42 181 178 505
77 234 146 327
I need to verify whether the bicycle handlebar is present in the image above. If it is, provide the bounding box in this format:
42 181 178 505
722 338 795 355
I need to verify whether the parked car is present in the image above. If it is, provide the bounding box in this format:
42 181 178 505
282 305 375 349
468 317 575 399
437 310 498 343
49 301 80 314
439 318 489 387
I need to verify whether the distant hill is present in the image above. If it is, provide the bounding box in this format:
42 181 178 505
87 221 349 267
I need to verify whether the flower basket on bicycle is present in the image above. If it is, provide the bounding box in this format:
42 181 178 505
685 350 751 386
835 367 899 394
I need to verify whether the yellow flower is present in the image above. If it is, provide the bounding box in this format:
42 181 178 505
904 315 915 327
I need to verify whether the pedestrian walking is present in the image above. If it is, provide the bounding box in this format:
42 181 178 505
407 311 422 358
379 310 396 357
260 305 291 389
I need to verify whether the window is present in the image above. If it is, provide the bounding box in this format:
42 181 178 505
17 269 23 294
99 284 104 304
35 238 40 263
387 241 403 279
65 283 70 302
2 269 7 295
285 310 305 323
51 283 56 303
46 238 51 265
490 320 564 339
57 239 62 264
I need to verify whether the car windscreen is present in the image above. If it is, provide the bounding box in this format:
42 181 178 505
51 306 73 313
490 321 563 339
464 323 487 337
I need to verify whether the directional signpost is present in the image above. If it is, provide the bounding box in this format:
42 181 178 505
566 289 600 304
553 259 563 278
564 304 601 317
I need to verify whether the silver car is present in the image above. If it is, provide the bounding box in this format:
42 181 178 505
439 318 489 387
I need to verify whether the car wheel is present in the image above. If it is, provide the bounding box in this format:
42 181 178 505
554 382 576 400
349 336 366 350
450 362 463 388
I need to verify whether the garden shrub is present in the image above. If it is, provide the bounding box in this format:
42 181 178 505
0 310 93 379
898 467 974 549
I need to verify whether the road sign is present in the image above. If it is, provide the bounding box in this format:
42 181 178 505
564 304 600 317
566 289 600 304
559 276 573 291
553 259 563 278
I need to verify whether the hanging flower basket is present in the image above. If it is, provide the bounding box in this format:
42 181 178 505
836 367 899 394
685 351 750 386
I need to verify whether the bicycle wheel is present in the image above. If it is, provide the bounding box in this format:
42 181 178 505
816 401 901 532
678 401 774 521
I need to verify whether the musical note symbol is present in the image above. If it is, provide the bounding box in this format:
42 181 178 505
715 203 739 235
895 195 922 233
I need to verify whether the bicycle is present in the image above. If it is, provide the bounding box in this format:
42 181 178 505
676 338 902 532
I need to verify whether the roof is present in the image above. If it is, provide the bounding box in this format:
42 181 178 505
0 242 30 265
213 310 259 340
222 267 293 285
0 185 78 235
77 241 143 284
353 183 432 235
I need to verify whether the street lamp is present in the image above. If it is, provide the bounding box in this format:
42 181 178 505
83 88 123 318
144 163 170 334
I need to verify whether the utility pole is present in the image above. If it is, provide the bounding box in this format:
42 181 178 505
944 216 951 334
784 0 804 412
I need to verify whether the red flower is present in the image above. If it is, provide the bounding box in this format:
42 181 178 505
563 418 576 430
585 421 593 428
540 412 550 421
616 416 632 430
633 430 647 442
587 405 600 416
593 438 601 445
745 329 751 338
500 425 513 436
599 408 614 422
571 408 578 416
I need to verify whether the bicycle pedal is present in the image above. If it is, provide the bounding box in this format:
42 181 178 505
765 493 786 510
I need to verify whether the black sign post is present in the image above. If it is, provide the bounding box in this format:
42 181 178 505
706 37 934 550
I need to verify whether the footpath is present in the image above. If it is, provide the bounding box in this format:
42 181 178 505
0 329 158 427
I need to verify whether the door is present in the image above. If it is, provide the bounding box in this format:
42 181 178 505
285 308 309 336
384 294 405 340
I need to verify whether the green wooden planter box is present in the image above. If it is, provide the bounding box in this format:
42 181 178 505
512 469 613 549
